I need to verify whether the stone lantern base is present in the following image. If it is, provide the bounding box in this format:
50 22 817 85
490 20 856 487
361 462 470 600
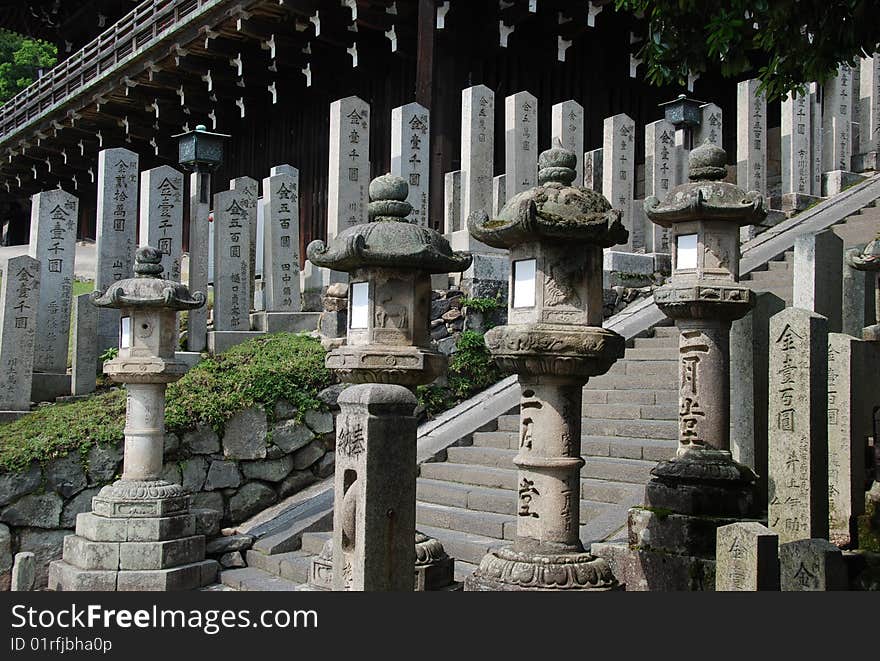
465 546 620 591
49 480 218 591
306 533 457 591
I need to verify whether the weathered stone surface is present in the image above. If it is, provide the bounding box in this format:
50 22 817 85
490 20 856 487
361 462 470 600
444 170 462 233
163 432 180 454
602 114 636 251
793 230 843 333
61 486 101 528
228 482 277 522
18 528 68 588
736 79 767 193
768 308 829 543
823 63 854 172
391 102 430 226
192 508 222 537
180 456 208 493
118 536 204 570
644 119 677 252
505 91 539 198
212 187 253 332
0 523 11 584
292 441 326 471
11 552 36 591
182 426 220 454
695 102 724 148
263 166 302 312
715 522 779 591
219 551 246 568
63 535 119 570
87 443 123 483
273 399 298 420
317 383 349 409
205 460 241 490
70 293 97 395
139 165 185 282
315 453 335 479
29 189 78 373
0 463 42 507
583 148 602 191
1 492 63 528
461 85 494 231
223 407 268 460
270 419 315 453
241 456 294 482
160 463 182 486
552 100 584 186
191 492 225 516
328 96 370 241
781 90 813 195
205 534 254 555
780 538 847 590
277 471 319 499
45 452 87 498
304 409 334 435
0 254 40 410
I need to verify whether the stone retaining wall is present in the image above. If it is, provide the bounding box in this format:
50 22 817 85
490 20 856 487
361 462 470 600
0 399 338 590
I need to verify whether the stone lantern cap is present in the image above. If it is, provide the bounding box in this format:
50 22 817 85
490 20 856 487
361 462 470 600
847 235 880 271
644 140 767 228
91 246 207 311
307 174 472 275
468 140 628 249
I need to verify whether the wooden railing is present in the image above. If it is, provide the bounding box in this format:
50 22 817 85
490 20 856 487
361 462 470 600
0 0 226 145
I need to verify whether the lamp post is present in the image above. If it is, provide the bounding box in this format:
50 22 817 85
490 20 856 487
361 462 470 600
50 247 212 591
659 94 705 150
307 173 471 590
643 140 766 517
464 141 628 591
174 124 229 352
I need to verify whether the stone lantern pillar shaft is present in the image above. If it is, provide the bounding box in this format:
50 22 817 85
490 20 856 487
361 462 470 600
514 377 583 551
676 318 731 455
187 170 211 352
122 383 167 482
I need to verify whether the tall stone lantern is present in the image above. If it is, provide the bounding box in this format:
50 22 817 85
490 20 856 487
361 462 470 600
644 140 766 519
49 247 214 591
174 124 229 353
464 141 628 591
307 174 472 591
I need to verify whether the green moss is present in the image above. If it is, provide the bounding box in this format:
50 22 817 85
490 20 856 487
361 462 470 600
0 333 332 474
481 219 507 229
418 330 504 417
857 498 880 553
460 294 505 314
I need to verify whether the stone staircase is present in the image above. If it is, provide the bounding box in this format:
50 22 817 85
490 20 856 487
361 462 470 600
217 189 880 591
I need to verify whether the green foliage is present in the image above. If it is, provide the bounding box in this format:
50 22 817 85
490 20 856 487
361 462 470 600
0 333 332 473
614 1 880 100
0 30 57 104
418 331 503 417
460 295 505 314
100 347 119 363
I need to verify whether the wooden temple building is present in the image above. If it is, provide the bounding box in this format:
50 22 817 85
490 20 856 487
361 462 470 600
0 0 743 250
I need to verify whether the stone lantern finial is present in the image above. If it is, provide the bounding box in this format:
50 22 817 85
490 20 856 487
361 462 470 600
688 139 728 181
368 173 412 222
537 138 577 185
133 246 165 277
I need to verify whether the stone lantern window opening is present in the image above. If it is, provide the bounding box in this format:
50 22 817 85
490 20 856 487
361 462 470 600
512 258 537 308
350 281 369 329
676 232 699 271
119 315 131 349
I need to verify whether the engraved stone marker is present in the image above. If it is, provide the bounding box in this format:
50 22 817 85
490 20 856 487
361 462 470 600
810 83 824 196
461 85 494 222
823 63 854 172
28 189 78 373
781 91 812 195
492 174 506 216
736 80 767 193
505 91 538 198
827 332 869 547
229 176 259 290
262 165 301 313
857 54 880 167
779 538 847 591
768 307 829 544
0 255 40 412
139 165 185 282
444 170 462 232
391 102 430 226
602 114 635 251
212 189 252 331
328 96 370 239
695 103 723 148
715 522 780 591
71 293 98 396
584 148 602 191
645 119 677 252
96 147 138 353
552 100 584 186
793 229 843 333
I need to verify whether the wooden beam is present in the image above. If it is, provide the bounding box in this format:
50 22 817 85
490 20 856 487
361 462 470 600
415 0 436 109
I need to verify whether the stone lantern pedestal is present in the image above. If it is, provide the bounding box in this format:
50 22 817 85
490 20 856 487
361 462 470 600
464 141 628 591
307 174 471 590
49 248 217 591
593 141 767 590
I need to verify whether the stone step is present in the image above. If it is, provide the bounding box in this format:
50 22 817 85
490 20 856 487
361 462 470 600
585 372 677 390
633 335 678 349
581 388 677 405
454 560 478 583
416 478 605 522
415 524 506 566
442 446 656 484
744 272 792 287
582 435 675 462
419 462 644 503
496 414 679 437
416 501 515 539
245 548 312 584
220 567 300 591
766 260 792 272
301 531 331 556
606 360 677 378
621 347 678 361
651 326 679 338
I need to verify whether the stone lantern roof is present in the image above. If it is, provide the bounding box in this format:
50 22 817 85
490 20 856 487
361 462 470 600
306 173 472 274
90 246 206 311
644 140 767 227
468 139 628 248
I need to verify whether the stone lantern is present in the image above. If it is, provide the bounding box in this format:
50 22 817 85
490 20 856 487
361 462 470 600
846 235 880 342
464 141 628 591
307 174 471 591
49 247 214 591
173 124 229 353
